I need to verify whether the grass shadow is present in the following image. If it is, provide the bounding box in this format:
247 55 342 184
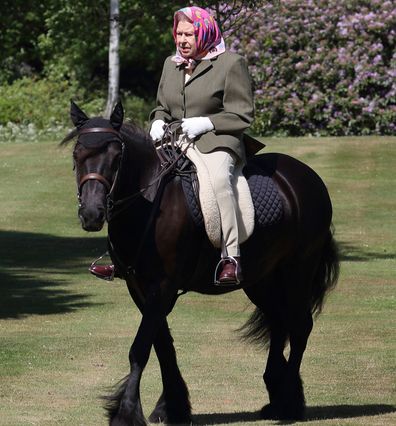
192 410 262 424
338 241 395 262
192 404 396 424
304 404 396 422
0 229 108 319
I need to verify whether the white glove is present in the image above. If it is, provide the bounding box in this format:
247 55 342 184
181 117 214 139
150 119 166 141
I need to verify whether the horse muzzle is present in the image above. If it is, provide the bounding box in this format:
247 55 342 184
78 204 106 232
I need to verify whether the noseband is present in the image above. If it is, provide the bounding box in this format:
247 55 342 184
78 172 112 194
76 127 124 209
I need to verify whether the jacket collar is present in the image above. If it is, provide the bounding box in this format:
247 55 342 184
175 58 216 86
185 60 213 86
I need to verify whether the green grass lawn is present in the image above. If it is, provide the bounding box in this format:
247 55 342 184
0 135 395 425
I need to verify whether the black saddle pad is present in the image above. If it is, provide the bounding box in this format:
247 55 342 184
180 156 283 230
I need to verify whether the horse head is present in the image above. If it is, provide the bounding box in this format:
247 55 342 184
69 101 124 232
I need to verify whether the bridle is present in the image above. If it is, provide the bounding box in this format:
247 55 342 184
75 122 192 221
75 127 125 219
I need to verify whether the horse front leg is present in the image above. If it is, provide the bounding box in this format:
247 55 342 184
122 277 191 424
107 283 164 426
148 320 191 424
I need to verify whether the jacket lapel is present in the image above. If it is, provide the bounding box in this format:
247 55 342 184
185 60 213 86
173 62 185 92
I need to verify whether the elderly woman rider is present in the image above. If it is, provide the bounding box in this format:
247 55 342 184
150 6 255 284
90 6 256 284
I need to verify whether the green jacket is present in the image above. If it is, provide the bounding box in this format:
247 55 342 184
149 51 260 160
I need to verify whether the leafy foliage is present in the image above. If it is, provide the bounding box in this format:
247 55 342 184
0 1 394 135
0 76 152 142
231 0 396 135
0 77 79 128
0 0 47 84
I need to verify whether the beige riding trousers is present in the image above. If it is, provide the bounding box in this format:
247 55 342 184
177 136 242 257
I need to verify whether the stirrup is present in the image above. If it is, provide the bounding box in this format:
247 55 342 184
214 256 242 286
89 252 115 281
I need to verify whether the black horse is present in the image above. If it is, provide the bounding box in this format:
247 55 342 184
62 101 339 425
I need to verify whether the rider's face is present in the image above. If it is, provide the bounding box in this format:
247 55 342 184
176 21 197 58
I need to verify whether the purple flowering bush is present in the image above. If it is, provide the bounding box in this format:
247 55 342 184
228 0 396 136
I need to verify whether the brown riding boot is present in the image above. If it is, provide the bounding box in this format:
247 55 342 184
218 256 243 284
89 264 115 281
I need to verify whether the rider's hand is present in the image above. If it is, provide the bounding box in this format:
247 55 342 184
181 117 214 139
150 119 166 141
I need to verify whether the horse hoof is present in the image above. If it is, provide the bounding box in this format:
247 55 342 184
149 406 192 424
148 412 192 424
261 403 305 421
260 403 278 420
148 413 164 424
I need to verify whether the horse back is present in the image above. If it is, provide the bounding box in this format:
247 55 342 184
247 152 333 245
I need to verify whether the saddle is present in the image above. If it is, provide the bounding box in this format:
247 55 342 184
177 153 284 245
157 124 283 248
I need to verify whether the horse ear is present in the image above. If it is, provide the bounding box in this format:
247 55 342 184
70 100 89 128
110 102 124 130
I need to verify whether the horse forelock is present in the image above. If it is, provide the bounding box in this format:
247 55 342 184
60 128 78 146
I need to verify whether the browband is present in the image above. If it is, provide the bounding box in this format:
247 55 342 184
78 127 121 137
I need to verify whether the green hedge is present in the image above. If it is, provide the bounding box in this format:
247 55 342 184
0 76 154 142
0 77 79 128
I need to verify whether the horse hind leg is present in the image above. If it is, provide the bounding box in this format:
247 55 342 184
282 309 313 420
261 324 288 419
242 282 290 420
243 263 315 421
274 257 319 420
259 312 312 421
281 235 339 419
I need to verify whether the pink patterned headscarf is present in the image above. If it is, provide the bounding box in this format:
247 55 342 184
171 6 226 69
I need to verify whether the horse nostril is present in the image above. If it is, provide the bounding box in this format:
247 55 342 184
78 204 106 231
97 209 106 222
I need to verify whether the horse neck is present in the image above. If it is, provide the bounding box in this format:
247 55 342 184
118 129 161 199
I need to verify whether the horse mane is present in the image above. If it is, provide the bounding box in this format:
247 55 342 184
120 121 152 147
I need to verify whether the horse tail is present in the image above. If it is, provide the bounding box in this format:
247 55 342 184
311 225 340 316
239 227 339 348
238 306 271 349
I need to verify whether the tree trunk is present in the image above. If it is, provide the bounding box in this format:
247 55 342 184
104 0 120 118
